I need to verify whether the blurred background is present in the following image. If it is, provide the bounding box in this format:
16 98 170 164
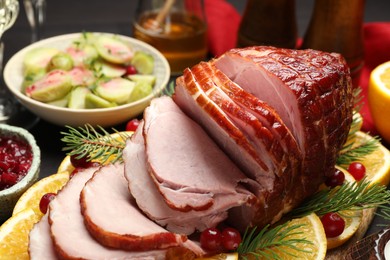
3 0 390 64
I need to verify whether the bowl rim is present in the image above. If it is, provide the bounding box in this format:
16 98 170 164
3 32 171 114
0 124 41 196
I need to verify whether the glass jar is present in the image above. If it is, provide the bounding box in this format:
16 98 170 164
133 0 208 75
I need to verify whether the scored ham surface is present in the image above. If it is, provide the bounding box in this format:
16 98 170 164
214 46 353 198
80 163 203 254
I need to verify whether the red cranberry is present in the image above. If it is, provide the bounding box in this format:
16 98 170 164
221 227 242 251
200 227 222 251
347 162 366 181
125 65 137 75
126 119 140 132
70 154 90 168
325 169 345 188
320 212 345 238
0 136 33 190
39 193 57 214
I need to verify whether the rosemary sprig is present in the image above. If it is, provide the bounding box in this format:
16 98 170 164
289 178 390 218
337 135 380 167
238 223 312 260
60 124 129 164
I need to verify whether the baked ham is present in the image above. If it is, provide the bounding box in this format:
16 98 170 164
214 46 353 198
174 46 353 227
176 61 304 226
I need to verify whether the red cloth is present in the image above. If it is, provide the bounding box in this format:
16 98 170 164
204 0 241 57
205 0 390 135
358 22 390 134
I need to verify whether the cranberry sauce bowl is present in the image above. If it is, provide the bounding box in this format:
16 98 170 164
0 124 40 222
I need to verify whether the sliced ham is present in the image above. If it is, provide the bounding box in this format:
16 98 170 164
143 96 258 214
173 74 269 192
80 163 203 255
29 214 57 260
184 62 304 224
48 166 167 260
214 46 353 197
124 120 258 234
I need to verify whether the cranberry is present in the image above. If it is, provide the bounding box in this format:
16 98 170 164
347 162 366 181
221 227 241 251
70 154 90 168
200 227 222 251
126 119 140 132
39 193 56 214
0 136 33 190
125 65 137 75
70 162 101 178
325 168 345 188
320 212 345 238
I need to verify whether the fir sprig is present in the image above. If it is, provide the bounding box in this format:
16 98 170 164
238 223 312 260
60 124 129 164
337 135 380 167
289 178 390 218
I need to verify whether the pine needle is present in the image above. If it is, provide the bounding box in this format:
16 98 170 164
337 135 380 167
238 223 312 260
289 178 390 218
60 124 130 164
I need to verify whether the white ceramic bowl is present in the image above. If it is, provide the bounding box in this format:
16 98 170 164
3 32 170 127
0 124 40 222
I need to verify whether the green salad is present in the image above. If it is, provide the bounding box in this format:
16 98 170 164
22 32 156 109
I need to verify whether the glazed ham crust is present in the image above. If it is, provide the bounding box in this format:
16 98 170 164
214 46 353 197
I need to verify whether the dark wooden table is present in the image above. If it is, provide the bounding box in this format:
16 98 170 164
2 0 390 235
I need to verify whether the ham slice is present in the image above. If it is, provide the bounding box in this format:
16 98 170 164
80 163 203 255
124 120 258 234
143 96 258 214
29 214 57 260
48 166 167 259
214 46 353 197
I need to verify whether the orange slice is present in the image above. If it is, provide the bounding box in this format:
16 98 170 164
368 61 390 143
0 208 41 259
12 172 70 217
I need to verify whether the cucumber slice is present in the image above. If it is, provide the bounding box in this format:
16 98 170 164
95 78 135 104
94 35 134 64
93 60 126 78
47 52 74 71
68 87 91 109
128 81 153 102
47 94 69 108
23 47 60 74
25 70 72 102
85 93 117 108
127 74 156 85
131 51 154 75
